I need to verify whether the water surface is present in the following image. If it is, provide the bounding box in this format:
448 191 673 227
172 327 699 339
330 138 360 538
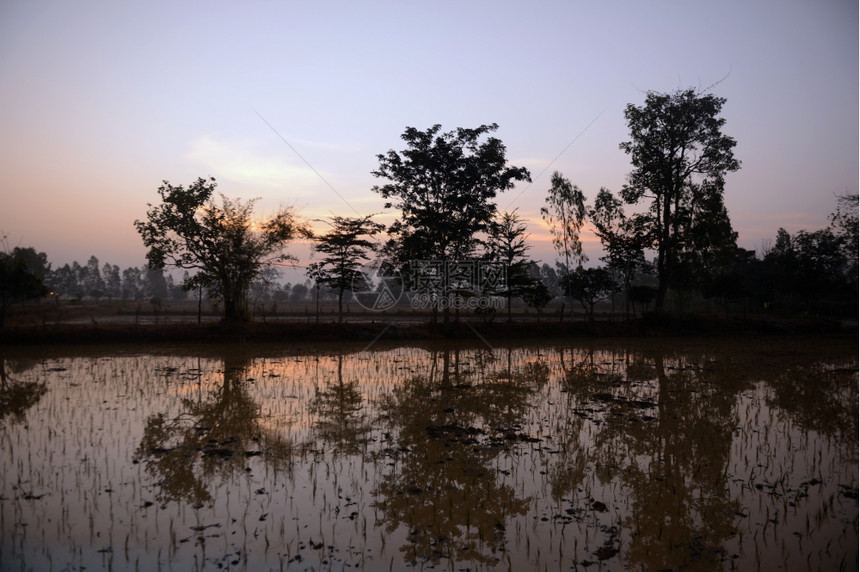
1 336 857 570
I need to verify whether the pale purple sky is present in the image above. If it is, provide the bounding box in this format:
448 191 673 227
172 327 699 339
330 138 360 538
1 0 857 276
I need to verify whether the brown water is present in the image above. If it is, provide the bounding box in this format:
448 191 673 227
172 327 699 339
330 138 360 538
1 336 857 571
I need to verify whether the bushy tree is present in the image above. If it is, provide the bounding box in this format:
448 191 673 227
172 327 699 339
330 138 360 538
561 266 617 320
765 227 849 311
134 177 302 321
521 280 553 320
0 244 49 326
373 123 531 265
619 88 741 310
289 283 309 303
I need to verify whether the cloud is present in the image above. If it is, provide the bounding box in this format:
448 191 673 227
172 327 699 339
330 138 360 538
185 135 330 193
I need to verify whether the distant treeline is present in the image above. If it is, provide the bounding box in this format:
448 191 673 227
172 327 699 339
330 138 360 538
5 196 858 320
31 256 332 306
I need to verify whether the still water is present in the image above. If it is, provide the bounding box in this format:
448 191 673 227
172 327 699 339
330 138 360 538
1 336 857 571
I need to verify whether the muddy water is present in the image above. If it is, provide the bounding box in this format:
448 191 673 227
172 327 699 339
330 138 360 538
1 336 857 571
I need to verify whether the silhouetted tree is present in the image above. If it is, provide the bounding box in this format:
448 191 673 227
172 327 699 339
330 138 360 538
47 263 76 299
763 208 857 315
134 177 303 321
789 228 848 309
83 255 104 299
0 244 49 327
629 284 656 315
561 266 617 320
676 179 739 309
521 280 553 320
486 210 536 321
289 283 309 303
307 214 384 322
121 266 144 301
539 262 562 296
700 246 758 316
619 88 741 310
541 171 588 274
373 124 531 266
8 246 50 283
101 263 121 300
372 124 529 329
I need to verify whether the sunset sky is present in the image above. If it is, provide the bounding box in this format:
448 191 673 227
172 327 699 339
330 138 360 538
1 0 857 280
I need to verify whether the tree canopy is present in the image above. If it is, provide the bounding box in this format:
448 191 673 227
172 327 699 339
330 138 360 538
619 88 741 310
372 123 531 267
134 177 302 322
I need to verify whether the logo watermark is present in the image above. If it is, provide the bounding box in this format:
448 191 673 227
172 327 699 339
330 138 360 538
351 265 403 311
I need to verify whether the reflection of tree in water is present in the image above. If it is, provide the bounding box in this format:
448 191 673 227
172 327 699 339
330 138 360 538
372 347 544 568
765 361 858 455
549 345 748 569
548 347 624 502
0 356 47 423
135 355 292 505
308 353 370 455
613 351 744 570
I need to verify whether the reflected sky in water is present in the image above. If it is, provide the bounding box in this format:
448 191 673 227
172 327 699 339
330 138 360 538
1 337 857 571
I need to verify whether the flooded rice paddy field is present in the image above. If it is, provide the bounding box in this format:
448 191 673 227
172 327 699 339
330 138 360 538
1 336 857 571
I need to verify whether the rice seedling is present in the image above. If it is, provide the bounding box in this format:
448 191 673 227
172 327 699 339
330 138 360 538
1 338 856 570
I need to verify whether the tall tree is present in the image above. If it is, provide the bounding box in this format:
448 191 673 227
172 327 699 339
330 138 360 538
84 255 104 299
48 264 76 299
307 214 384 322
372 123 531 266
619 88 741 310
486 210 536 321
541 172 588 274
134 177 302 322
102 263 121 301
